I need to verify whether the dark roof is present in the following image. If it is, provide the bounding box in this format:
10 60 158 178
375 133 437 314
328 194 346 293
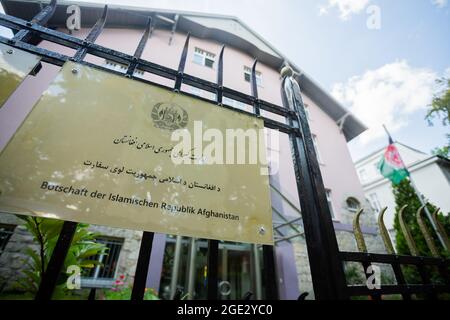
1 0 367 141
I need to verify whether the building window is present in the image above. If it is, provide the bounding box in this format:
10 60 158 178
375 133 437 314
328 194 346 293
374 162 380 174
312 135 323 164
223 96 248 112
103 60 144 76
369 193 382 212
359 168 367 182
0 224 16 256
244 66 262 86
346 197 361 212
187 86 215 100
326 189 336 220
304 103 311 121
193 47 215 68
84 237 124 280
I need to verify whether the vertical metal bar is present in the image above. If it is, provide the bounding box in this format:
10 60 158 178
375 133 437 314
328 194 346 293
131 231 154 300
361 261 381 301
251 244 263 299
88 288 96 300
281 66 348 300
416 261 437 300
187 237 197 299
207 239 219 300
12 0 57 43
251 59 260 116
126 18 157 299
35 221 78 300
262 245 278 299
216 45 225 105
35 5 109 300
126 17 152 77
432 209 450 251
417 206 440 257
174 33 190 91
204 44 225 301
390 259 411 300
170 235 183 299
72 5 108 62
249 57 277 299
221 247 228 300
168 14 179 45
378 208 396 254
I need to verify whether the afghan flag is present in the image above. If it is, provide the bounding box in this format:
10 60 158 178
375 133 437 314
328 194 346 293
378 138 409 185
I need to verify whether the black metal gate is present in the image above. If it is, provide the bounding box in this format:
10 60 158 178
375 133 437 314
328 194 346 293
0 1 448 300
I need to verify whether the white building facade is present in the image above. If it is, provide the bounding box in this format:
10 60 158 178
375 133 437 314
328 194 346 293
355 142 450 230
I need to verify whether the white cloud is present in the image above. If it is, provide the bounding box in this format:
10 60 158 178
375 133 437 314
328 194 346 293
331 61 440 144
319 0 371 20
431 0 448 8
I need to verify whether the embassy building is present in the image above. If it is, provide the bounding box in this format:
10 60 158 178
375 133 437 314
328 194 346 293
0 1 387 300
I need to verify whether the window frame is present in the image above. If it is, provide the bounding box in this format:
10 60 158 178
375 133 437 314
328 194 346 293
243 66 263 87
82 236 124 287
312 134 324 165
103 59 144 76
346 197 361 213
325 189 337 220
369 193 382 212
0 223 16 256
193 47 216 69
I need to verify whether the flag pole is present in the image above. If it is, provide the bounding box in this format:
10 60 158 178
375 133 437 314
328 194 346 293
382 125 447 250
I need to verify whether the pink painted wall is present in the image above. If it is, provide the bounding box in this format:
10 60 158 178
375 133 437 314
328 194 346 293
0 27 365 222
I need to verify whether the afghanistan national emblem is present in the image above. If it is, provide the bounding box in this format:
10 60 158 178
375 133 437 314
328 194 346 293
151 102 189 131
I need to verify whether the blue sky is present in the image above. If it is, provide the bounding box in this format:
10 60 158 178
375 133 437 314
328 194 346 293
1 0 449 160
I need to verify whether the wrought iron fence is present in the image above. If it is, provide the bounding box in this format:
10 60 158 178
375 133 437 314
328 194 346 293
343 206 450 300
0 0 448 300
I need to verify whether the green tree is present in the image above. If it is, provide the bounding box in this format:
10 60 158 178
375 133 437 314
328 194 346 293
427 77 450 126
16 216 107 298
427 77 450 157
393 179 450 283
431 134 450 158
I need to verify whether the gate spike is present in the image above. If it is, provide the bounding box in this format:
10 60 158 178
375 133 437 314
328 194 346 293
250 59 260 116
72 5 108 62
84 5 108 43
251 59 259 99
216 45 225 105
416 205 440 257
352 208 367 253
126 17 152 76
431 208 450 251
12 0 57 43
377 207 395 254
174 32 190 91
398 205 419 256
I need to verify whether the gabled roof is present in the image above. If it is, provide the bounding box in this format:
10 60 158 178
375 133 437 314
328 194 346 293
1 0 367 141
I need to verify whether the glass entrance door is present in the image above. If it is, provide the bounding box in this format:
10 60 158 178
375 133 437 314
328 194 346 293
158 237 263 300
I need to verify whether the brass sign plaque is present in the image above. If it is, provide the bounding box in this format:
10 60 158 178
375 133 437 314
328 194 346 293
0 43 41 108
0 61 273 244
